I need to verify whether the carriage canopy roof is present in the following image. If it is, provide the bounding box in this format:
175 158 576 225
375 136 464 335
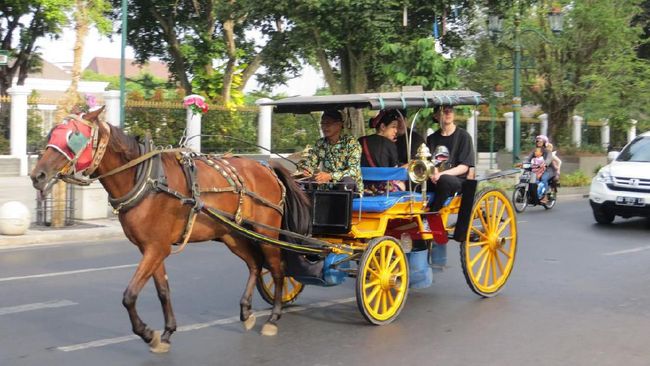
260 90 487 114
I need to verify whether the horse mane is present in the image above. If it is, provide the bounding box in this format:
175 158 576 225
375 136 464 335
106 124 141 161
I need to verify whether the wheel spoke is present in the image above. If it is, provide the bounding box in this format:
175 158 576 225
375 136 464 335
468 240 489 247
469 246 489 267
494 201 506 231
491 253 498 283
386 288 395 306
385 246 395 271
371 254 381 271
471 226 489 241
497 245 513 258
388 256 401 273
364 279 381 289
482 199 491 230
289 277 299 288
483 252 492 286
490 197 499 231
495 250 505 274
496 217 513 236
366 284 381 303
380 245 386 269
476 208 489 230
367 267 381 279
381 291 388 314
372 291 382 313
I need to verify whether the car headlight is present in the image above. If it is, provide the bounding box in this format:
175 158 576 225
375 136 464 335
595 170 613 183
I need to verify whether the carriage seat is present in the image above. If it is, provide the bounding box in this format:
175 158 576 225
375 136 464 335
353 167 432 213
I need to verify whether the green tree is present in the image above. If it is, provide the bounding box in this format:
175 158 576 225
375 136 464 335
0 0 72 96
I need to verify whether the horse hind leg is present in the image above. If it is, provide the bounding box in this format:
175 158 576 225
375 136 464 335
122 247 170 352
260 246 283 337
219 235 262 331
149 263 176 353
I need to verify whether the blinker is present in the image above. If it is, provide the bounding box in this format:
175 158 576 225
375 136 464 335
68 132 90 154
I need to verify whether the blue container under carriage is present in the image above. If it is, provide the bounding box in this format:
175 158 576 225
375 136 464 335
407 249 433 289
429 243 447 273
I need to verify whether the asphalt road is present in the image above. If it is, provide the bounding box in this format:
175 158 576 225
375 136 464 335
1 196 649 366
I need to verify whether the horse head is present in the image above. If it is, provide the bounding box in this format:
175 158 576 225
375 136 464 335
30 106 106 193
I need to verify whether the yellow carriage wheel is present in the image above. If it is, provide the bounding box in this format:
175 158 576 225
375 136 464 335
356 236 409 325
256 269 304 306
460 188 517 297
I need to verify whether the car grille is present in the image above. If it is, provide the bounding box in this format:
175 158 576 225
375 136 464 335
606 176 650 193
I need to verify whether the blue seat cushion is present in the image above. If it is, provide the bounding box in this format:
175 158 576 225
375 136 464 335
352 191 433 212
360 167 408 181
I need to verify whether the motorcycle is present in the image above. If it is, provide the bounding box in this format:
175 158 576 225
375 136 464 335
512 163 557 213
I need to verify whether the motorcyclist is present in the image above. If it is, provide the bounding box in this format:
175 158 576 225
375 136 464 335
524 135 555 203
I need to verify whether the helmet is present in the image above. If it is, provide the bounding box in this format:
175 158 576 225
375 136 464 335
535 135 549 144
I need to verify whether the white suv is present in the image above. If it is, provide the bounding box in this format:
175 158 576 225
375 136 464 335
590 131 650 224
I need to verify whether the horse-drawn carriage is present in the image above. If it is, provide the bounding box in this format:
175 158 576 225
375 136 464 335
30 89 517 352
255 90 518 325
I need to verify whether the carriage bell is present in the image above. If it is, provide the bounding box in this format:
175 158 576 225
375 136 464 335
407 143 435 184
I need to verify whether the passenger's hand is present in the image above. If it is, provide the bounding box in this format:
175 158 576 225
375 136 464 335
314 172 332 184
430 168 441 184
302 169 313 177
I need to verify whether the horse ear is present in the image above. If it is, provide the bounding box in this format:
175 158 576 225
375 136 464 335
84 105 105 123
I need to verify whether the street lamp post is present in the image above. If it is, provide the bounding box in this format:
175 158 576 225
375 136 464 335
488 8 563 164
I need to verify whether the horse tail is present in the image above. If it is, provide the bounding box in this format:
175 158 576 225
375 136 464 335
270 161 312 237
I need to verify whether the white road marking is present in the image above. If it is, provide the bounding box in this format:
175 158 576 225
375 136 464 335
0 264 138 283
58 297 356 352
603 245 650 256
0 300 77 315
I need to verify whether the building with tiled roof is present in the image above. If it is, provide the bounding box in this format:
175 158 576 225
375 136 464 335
85 57 170 80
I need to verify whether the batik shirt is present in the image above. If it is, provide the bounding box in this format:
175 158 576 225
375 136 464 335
297 134 363 191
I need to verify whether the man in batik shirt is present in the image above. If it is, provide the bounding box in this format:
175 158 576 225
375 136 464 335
298 109 363 191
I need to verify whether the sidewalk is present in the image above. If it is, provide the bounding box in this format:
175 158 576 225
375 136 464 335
0 176 589 249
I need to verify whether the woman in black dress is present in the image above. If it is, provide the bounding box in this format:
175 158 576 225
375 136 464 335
358 109 404 193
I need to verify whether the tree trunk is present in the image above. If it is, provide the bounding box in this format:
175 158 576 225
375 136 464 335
52 2 89 228
221 15 237 105
148 8 193 94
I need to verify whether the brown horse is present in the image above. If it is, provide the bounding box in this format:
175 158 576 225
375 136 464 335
30 107 311 352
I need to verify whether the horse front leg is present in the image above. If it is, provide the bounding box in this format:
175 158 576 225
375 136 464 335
151 263 177 352
122 249 169 352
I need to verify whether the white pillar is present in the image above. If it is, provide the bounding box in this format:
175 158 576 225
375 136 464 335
466 110 478 152
256 98 273 155
504 112 513 152
183 94 204 153
9 86 31 176
572 115 583 148
103 90 121 127
628 119 637 143
600 119 610 150
538 113 548 137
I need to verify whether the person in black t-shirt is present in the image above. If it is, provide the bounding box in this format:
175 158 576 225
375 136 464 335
425 105 475 211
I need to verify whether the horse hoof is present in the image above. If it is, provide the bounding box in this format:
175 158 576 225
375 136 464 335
148 331 171 353
260 323 278 336
243 314 256 331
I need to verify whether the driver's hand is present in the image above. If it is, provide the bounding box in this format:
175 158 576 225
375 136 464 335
514 163 523 168
302 169 313 177
314 172 332 184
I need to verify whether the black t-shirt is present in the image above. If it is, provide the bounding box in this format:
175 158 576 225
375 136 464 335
426 127 475 178
358 134 399 167
396 128 425 165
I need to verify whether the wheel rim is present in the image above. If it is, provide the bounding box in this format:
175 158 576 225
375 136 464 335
360 239 408 322
465 190 517 294
513 188 526 212
259 269 303 303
